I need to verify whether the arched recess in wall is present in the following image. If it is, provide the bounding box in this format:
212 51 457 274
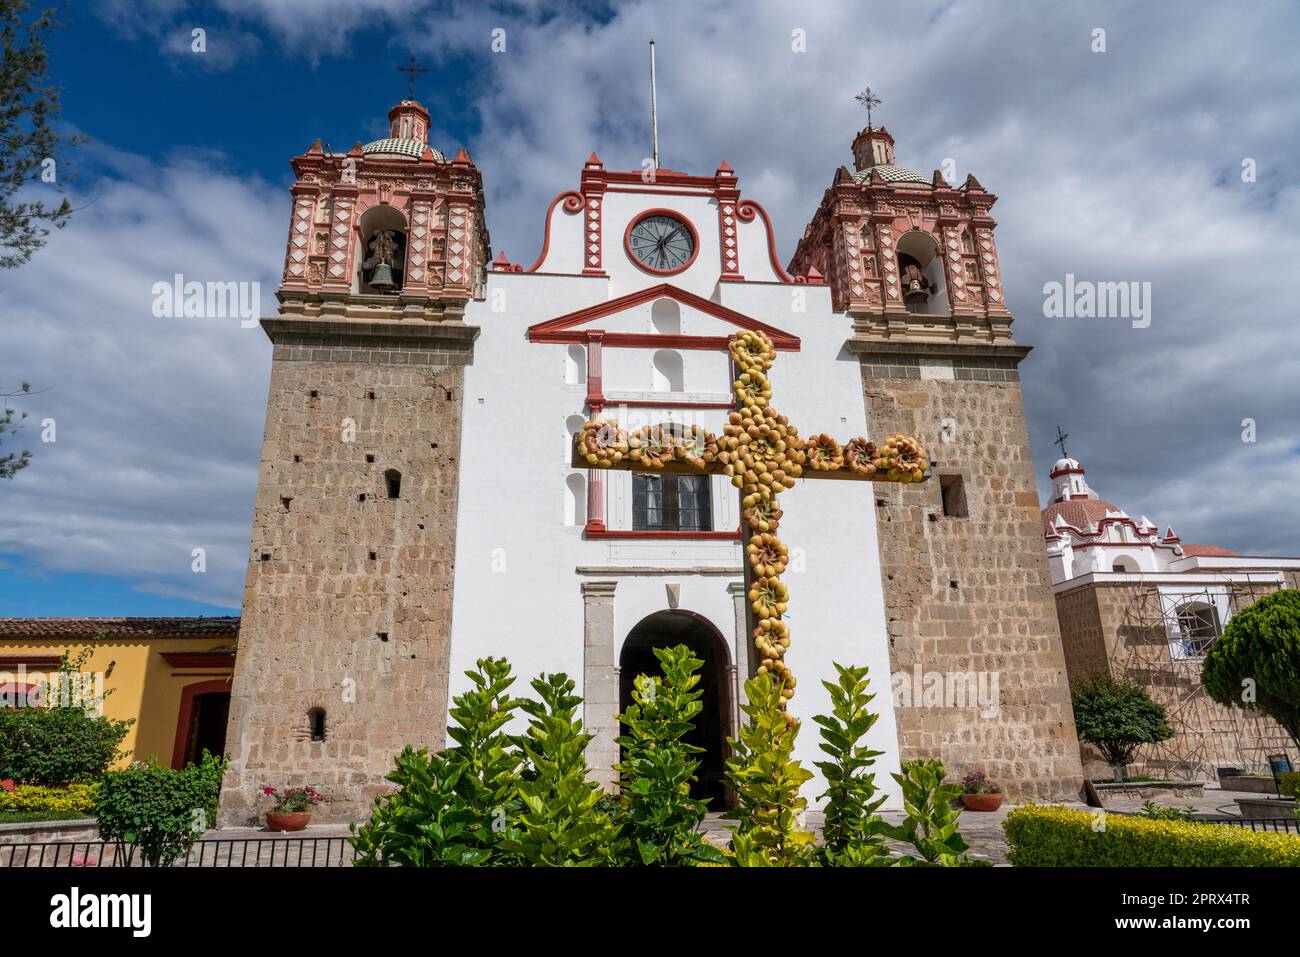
652 349 684 392
565 414 586 461
651 298 682 335
565 344 587 385
1111 556 1139 572
354 205 409 295
896 229 949 316
565 472 587 526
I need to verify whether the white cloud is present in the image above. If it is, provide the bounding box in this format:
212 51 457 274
1 146 285 607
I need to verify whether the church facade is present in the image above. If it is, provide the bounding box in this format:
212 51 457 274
215 98 1084 825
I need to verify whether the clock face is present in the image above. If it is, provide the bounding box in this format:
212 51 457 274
627 213 696 273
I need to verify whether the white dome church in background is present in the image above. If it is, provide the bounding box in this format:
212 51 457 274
1043 453 1300 777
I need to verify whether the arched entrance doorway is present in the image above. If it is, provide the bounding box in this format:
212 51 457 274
619 610 733 808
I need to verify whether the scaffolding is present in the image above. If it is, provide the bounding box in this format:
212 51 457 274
1109 574 1293 781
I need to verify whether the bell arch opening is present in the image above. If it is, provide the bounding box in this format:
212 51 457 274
355 205 408 294
619 609 733 808
896 229 949 315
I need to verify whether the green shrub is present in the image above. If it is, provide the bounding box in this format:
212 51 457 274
498 673 617 866
1070 672 1172 782
724 674 815 867
95 752 227 867
352 657 524 866
813 663 889 866
0 704 132 785
1004 805 1300 866
0 782 98 815
1202 589 1300 753
1280 771 1300 799
881 759 983 866
613 645 724 866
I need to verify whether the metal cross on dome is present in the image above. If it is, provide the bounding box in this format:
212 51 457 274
573 330 930 719
397 55 428 97
1053 425 1070 459
855 86 882 128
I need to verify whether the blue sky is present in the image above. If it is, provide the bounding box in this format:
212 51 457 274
2 0 1298 616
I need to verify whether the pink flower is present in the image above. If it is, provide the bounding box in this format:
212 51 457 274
262 786 276 795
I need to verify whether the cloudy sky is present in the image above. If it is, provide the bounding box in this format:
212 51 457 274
2 0 1297 615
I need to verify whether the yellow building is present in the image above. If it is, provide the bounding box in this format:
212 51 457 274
0 618 238 769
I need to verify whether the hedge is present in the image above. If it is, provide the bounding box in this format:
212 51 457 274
1280 771 1300 799
0 782 99 815
1004 805 1300 866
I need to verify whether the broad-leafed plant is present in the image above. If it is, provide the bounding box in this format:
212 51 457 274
351 657 523 866
614 644 725 866
500 673 617 866
881 759 984 867
813 663 890 866
724 673 814 866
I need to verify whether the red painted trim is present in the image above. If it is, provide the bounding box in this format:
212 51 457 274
597 397 735 410
584 523 741 541
161 652 236 670
171 678 232 771
605 186 718 197
623 208 701 277
527 282 800 350
737 200 793 282
587 169 725 190
526 190 584 273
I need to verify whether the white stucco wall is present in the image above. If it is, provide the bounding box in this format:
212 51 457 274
448 173 902 809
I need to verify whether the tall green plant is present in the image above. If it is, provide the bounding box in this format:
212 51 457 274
500 673 617 866
1071 672 1173 782
881 759 983 867
813 663 889 866
351 657 523 866
614 644 725 866
724 674 814 866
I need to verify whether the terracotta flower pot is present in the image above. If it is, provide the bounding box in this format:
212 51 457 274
265 811 311 832
961 792 1004 812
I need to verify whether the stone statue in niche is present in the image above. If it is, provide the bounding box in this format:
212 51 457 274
315 195 330 223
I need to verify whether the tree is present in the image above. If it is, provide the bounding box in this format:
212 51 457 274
2 0 83 268
1 382 33 479
1070 672 1173 782
1202 589 1300 755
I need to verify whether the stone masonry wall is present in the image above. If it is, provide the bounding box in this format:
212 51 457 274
862 358 1084 801
218 323 473 825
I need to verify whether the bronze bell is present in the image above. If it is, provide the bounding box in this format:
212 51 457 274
902 264 930 304
369 261 396 291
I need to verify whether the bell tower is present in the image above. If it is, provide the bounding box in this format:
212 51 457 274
790 107 1084 801
217 97 489 825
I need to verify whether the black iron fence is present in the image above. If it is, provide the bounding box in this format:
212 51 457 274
1191 815 1300 834
0 836 358 867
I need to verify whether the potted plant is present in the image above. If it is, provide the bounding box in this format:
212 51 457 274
960 771 1003 811
262 785 323 832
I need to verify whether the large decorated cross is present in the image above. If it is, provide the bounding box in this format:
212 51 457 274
573 330 930 721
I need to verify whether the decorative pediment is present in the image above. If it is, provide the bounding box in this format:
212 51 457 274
526 283 800 351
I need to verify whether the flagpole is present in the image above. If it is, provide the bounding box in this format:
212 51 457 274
649 40 659 169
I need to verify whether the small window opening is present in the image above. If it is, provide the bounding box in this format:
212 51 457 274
385 469 402 499
309 390 319 398
307 707 326 742
377 632 389 642
358 493 366 502
368 549 377 561
365 454 375 464
939 475 969 518
293 454 301 463
281 496 292 512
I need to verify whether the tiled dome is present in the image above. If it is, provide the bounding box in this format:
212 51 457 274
852 164 929 186
362 137 445 161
